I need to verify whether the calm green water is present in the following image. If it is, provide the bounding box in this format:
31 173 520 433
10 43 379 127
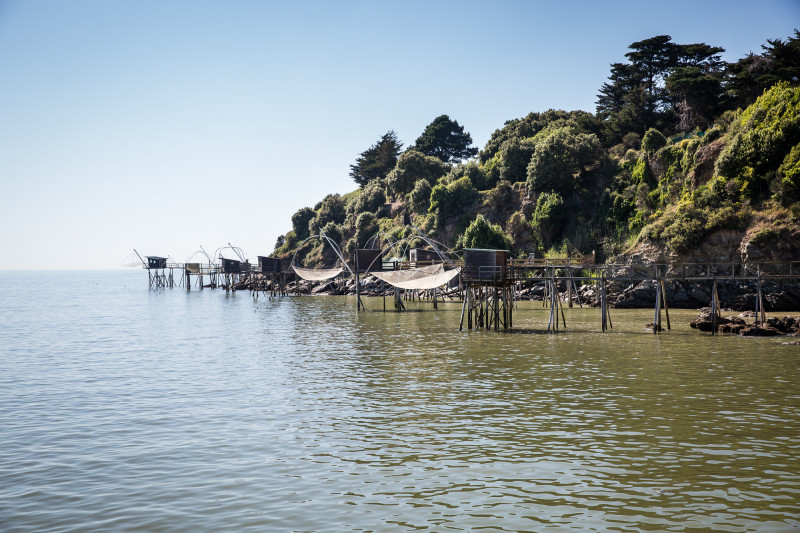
1 271 798 532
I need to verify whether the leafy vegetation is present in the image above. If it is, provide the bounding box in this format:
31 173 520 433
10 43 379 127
274 31 800 266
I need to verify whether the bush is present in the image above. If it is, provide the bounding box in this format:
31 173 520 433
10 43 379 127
309 194 346 235
622 132 641 150
499 137 536 183
530 191 565 246
351 181 386 215
630 157 654 186
778 143 800 204
429 176 479 218
321 221 344 245
641 128 667 153
527 127 602 195
354 212 378 247
442 160 491 190
291 207 315 240
409 179 433 213
459 214 511 250
385 150 449 196
715 83 800 198
484 180 515 211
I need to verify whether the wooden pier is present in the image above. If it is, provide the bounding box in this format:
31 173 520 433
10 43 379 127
136 247 800 334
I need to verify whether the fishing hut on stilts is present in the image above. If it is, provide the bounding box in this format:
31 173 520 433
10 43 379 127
460 249 513 331
255 256 287 298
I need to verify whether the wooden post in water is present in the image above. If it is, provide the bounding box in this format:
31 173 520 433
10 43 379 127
459 289 467 331
660 280 671 330
654 279 661 334
711 278 719 335
467 287 473 329
600 274 607 332
755 274 764 333
548 279 557 332
567 267 573 308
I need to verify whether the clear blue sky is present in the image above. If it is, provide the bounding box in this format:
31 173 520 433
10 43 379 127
1 0 797 269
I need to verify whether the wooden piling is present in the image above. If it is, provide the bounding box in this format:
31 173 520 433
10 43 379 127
654 279 661 334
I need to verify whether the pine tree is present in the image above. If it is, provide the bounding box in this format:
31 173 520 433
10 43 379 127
349 131 402 187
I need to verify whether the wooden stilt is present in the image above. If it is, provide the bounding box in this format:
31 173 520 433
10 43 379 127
654 279 661 334
459 289 467 331
600 274 607 332
660 280 670 330
711 278 718 335
567 267 573 308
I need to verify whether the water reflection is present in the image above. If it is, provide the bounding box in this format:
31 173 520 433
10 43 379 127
256 297 800 531
0 276 797 532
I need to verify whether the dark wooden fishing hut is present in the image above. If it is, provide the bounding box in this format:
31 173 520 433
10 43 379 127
409 248 440 265
145 256 170 289
219 257 244 291
354 249 388 310
257 256 286 296
460 248 513 331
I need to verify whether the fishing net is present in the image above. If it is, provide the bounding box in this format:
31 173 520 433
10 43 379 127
370 264 461 290
292 266 344 281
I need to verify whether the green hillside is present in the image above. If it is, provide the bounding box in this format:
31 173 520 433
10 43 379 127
274 32 800 266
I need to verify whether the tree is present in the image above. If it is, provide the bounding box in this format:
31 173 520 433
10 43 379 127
530 192 566 246
526 128 603 195
460 214 511 250
597 35 729 139
351 181 386 215
413 115 478 163
666 43 726 130
726 30 800 109
385 150 448 196
291 207 315 240
354 212 379 246
309 194 346 235
641 128 667 153
409 179 433 213
349 131 402 187
429 176 479 218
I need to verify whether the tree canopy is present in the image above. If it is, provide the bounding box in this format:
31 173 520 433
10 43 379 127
413 115 478 163
349 130 402 187
385 150 448 196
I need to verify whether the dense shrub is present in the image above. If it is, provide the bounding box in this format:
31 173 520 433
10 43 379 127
641 128 668 153
498 137 536 183
484 180 515 212
291 207 315 240
309 194 346 235
429 176 479 218
351 181 386 215
715 83 800 198
354 212 378 247
442 161 491 190
527 127 602 195
459 214 511 250
321 221 344 245
530 192 565 246
409 179 433 213
386 150 448 196
778 143 800 204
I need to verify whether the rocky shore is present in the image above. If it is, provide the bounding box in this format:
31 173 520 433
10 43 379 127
232 274 800 310
689 307 800 339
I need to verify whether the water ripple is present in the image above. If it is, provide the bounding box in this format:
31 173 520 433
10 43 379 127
0 271 798 531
